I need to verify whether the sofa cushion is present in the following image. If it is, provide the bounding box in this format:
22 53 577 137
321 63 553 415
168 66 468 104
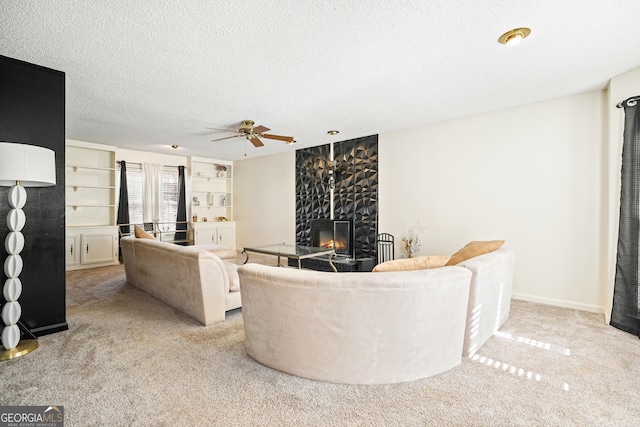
372 255 450 272
224 262 240 292
445 240 505 266
134 225 155 239
196 244 237 260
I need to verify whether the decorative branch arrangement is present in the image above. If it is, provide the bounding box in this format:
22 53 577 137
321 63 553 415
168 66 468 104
402 224 426 258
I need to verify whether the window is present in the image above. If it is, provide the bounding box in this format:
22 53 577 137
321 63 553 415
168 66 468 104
161 167 179 223
125 164 143 225
118 163 180 225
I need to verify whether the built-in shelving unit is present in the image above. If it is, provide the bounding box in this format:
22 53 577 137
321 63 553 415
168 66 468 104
188 156 236 248
65 140 119 270
189 156 233 222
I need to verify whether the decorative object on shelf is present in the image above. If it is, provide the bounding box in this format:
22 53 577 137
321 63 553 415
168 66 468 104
220 195 227 206
402 224 426 258
207 193 214 206
192 214 198 222
0 142 56 360
216 216 228 222
203 217 208 222
215 164 227 178
192 196 200 206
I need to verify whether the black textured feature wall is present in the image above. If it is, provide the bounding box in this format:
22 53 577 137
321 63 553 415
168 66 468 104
295 135 378 259
0 55 68 336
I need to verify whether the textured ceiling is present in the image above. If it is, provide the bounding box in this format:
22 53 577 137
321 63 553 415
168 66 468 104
2 1 640 161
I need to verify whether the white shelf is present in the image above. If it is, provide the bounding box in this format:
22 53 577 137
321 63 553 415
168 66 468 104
192 175 230 181
66 142 117 228
189 157 234 235
192 191 231 195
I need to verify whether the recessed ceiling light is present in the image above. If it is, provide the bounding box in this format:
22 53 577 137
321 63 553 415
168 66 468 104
171 144 179 149
327 130 339 135
498 27 531 46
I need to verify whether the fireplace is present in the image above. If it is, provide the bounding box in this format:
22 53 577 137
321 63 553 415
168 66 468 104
311 219 353 258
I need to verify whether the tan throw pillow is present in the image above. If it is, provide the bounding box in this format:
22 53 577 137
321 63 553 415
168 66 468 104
134 225 155 239
372 255 451 272
445 240 504 266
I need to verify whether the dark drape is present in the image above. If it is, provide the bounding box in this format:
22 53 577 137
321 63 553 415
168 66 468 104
611 95 640 338
116 161 131 261
175 165 188 245
117 161 131 235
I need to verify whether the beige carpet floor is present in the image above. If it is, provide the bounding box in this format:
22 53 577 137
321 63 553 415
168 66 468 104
2 264 640 426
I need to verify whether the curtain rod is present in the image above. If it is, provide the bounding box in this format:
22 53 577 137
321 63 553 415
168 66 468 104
116 160 185 168
616 95 640 108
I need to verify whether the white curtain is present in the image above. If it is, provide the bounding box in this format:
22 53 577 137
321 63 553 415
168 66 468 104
142 163 164 223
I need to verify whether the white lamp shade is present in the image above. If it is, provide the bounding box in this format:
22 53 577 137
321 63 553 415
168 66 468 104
0 142 56 187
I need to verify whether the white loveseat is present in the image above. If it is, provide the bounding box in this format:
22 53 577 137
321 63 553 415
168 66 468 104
237 246 515 384
120 236 241 326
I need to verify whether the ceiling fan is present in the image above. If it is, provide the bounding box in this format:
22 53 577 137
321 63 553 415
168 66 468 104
208 120 295 148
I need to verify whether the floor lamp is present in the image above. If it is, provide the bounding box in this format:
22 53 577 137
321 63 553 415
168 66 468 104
0 142 56 360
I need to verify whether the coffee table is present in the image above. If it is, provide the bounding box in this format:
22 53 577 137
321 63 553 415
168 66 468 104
242 243 337 272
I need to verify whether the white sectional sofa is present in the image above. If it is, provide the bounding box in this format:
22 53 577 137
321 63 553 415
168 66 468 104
458 248 516 357
237 245 516 384
238 263 472 384
120 236 241 326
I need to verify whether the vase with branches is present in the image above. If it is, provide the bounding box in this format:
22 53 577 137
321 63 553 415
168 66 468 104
402 224 426 258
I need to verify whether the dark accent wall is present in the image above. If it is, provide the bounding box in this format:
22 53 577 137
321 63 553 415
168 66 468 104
295 135 378 259
0 55 68 336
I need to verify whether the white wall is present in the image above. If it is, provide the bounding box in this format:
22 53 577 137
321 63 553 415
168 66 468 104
116 148 187 166
604 66 640 322
379 91 606 313
233 151 296 249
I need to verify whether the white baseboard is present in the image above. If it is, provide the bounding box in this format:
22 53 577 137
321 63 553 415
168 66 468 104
511 292 606 315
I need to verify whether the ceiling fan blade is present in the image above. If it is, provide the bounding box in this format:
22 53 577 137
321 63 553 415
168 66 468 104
212 135 242 142
252 125 270 134
262 133 295 143
206 127 240 133
250 137 264 147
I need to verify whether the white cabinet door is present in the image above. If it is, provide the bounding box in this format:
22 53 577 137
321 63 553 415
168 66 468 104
194 227 217 245
81 233 117 264
66 234 79 267
217 225 236 248
66 226 119 270
192 221 236 247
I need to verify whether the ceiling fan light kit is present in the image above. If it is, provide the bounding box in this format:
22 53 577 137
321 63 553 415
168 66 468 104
498 27 531 46
209 120 294 148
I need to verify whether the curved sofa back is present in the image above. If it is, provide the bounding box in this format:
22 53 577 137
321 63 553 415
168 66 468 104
457 247 516 356
120 236 229 325
238 263 472 384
